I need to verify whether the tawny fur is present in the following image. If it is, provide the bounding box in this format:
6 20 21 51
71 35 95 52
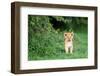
64 32 74 54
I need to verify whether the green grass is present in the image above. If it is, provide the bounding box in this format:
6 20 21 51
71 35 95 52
28 32 88 60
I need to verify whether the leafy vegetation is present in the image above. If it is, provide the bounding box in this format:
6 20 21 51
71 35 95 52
28 15 88 60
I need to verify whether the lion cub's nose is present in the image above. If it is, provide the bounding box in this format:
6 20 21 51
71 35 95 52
68 39 71 42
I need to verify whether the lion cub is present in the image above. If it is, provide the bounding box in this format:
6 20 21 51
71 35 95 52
64 32 74 54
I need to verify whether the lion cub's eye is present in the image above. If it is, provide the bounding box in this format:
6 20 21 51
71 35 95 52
71 33 73 36
65 34 67 36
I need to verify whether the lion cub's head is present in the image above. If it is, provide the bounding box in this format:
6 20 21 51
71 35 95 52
64 32 74 42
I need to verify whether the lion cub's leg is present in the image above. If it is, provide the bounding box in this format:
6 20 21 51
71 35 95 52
70 46 73 54
65 47 68 53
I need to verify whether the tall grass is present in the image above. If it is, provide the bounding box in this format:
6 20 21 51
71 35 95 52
28 31 88 60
